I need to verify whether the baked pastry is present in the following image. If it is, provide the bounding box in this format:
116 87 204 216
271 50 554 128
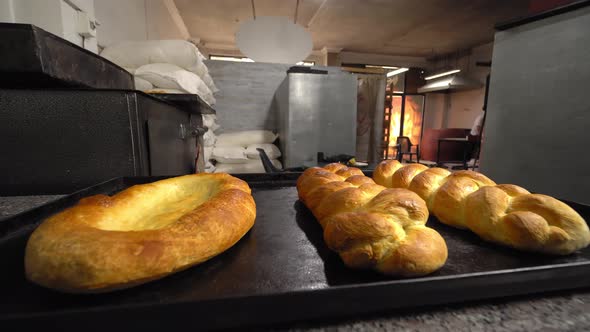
297 163 448 277
373 160 590 254
25 173 256 293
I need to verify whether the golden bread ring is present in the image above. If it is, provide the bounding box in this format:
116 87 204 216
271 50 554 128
25 173 256 293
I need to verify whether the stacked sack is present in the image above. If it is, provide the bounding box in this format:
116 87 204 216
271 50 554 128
202 114 220 173
100 40 218 106
212 130 283 174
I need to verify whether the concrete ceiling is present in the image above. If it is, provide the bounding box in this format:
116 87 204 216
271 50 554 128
174 0 530 58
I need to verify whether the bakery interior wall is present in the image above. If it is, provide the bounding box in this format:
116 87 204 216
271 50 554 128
0 0 98 52
94 0 189 48
0 0 190 52
423 42 493 131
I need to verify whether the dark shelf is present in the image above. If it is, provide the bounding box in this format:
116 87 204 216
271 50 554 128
148 93 216 115
0 23 133 90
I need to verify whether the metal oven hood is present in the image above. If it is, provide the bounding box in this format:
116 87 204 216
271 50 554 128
418 74 483 93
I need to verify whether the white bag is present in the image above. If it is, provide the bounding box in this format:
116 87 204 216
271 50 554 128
194 50 208 77
202 72 219 93
211 146 248 164
101 40 218 94
203 92 216 106
203 130 217 147
246 144 282 160
135 63 211 95
134 76 153 90
202 114 220 132
214 159 282 174
193 61 209 79
101 40 205 74
204 146 213 162
216 130 278 147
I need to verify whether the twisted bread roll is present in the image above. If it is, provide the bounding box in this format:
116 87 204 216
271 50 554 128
297 163 448 277
374 160 590 254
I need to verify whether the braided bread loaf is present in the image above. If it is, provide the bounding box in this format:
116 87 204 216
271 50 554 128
296 163 448 277
373 160 590 255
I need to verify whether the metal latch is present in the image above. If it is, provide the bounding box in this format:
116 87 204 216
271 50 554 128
179 124 207 140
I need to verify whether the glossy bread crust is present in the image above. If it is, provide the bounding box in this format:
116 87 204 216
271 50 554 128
297 163 448 277
373 160 590 254
25 173 256 293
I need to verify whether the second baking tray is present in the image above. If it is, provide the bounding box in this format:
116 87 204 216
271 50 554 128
1 174 590 331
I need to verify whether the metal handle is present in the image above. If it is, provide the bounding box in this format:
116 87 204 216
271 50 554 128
179 124 207 140
257 148 281 173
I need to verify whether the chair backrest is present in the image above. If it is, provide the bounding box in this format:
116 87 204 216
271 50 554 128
396 136 412 153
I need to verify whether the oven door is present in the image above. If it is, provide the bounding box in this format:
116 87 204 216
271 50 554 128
147 118 197 175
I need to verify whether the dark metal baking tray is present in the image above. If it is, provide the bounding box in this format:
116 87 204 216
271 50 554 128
148 93 216 115
1 174 590 331
0 23 133 90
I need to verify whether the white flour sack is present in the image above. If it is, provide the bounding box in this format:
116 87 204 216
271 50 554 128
216 130 278 147
101 40 205 73
211 146 248 164
135 63 209 95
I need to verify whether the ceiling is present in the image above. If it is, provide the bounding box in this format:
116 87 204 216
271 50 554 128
174 0 530 58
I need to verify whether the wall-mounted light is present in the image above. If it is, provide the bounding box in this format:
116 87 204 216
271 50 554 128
387 67 409 77
367 65 399 70
424 69 461 80
210 55 255 62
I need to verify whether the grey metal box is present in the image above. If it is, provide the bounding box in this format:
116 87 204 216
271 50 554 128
0 89 202 195
276 72 357 168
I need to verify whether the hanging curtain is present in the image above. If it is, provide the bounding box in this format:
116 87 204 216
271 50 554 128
356 74 386 163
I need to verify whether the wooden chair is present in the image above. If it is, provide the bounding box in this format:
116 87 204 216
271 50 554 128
395 136 420 163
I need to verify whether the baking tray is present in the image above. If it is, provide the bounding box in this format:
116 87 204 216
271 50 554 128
147 93 216 115
1 174 590 331
0 23 133 90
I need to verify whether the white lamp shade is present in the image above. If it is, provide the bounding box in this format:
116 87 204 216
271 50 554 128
236 16 313 64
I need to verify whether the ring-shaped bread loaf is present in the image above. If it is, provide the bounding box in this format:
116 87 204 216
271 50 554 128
373 160 590 254
25 173 256 293
297 163 448 277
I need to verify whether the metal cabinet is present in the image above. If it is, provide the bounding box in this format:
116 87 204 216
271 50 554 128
0 89 203 195
275 72 357 168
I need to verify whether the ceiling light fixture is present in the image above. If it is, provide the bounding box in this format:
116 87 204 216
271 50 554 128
387 67 409 77
236 17 312 64
210 55 254 62
366 65 399 70
424 69 461 80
